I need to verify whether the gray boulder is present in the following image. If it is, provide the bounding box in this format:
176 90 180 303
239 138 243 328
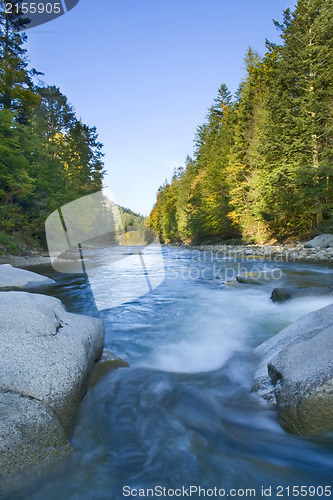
268 327 333 435
271 287 333 303
0 263 54 289
304 234 333 248
254 303 333 435
0 291 104 478
0 392 72 481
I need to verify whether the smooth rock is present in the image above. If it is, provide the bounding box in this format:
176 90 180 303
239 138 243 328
0 291 104 478
271 287 333 303
0 392 72 478
267 327 333 435
304 234 333 248
0 264 54 289
254 303 333 435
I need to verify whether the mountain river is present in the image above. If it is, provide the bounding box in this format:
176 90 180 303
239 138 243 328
11 246 333 499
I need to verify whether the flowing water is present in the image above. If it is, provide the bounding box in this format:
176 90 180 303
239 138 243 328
9 247 333 499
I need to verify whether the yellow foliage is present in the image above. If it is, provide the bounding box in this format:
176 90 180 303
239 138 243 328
227 210 240 224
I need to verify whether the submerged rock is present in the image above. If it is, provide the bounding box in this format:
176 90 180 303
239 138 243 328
304 234 333 248
0 263 54 289
254 303 333 435
0 291 104 479
89 350 129 389
236 275 261 285
271 286 333 303
236 269 280 285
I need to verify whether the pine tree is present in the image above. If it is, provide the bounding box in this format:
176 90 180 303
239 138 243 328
149 0 333 243
61 120 105 199
0 8 106 247
0 108 34 230
0 1 40 122
255 0 333 237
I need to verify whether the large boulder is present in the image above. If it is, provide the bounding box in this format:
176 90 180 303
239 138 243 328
0 392 72 483
0 263 54 289
304 234 333 248
0 291 104 478
254 303 333 435
267 327 333 435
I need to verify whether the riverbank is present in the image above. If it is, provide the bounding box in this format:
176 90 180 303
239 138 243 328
184 241 333 263
0 253 51 267
1 240 333 270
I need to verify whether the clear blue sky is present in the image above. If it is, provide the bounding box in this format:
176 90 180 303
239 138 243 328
26 0 296 216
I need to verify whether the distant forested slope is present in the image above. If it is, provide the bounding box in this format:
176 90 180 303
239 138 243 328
118 206 145 232
148 0 333 244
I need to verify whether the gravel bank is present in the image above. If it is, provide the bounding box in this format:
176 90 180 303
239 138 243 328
189 243 333 263
1 240 333 270
0 253 51 267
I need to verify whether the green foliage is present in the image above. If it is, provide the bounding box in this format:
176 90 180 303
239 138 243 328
149 0 333 244
118 205 145 232
0 231 19 254
0 3 105 251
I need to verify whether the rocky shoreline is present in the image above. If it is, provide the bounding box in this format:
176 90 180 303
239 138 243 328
189 241 333 263
1 234 333 269
0 253 52 267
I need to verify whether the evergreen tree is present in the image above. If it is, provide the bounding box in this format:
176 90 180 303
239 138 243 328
149 0 333 243
61 120 105 199
255 0 333 238
0 5 106 249
0 108 33 230
0 1 40 122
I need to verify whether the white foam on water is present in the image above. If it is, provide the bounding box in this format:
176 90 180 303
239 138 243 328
138 285 262 373
138 283 333 374
145 322 245 373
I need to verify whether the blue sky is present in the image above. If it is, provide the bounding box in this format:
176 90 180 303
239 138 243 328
26 0 296 216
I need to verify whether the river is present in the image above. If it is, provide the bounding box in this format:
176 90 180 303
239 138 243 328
14 246 333 499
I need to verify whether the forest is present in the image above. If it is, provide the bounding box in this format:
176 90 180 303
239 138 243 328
0 1 105 253
1 0 332 253
148 0 333 244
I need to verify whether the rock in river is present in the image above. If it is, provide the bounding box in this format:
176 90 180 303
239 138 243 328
304 234 333 248
0 263 54 289
270 287 333 303
236 275 262 285
254 303 333 435
0 291 104 479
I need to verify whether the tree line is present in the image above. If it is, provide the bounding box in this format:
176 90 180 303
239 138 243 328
0 1 104 252
148 0 333 244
